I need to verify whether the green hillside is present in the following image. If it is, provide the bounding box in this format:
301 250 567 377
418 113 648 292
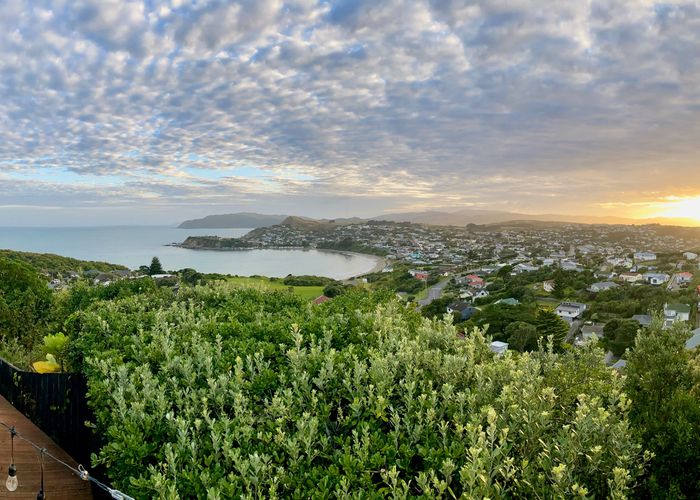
0 249 127 274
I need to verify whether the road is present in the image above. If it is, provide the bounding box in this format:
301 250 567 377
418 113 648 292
565 319 583 344
418 279 450 307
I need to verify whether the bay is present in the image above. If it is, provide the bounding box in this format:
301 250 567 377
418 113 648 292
0 226 383 279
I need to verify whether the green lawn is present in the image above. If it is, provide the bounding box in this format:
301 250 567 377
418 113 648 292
536 297 559 309
226 276 324 301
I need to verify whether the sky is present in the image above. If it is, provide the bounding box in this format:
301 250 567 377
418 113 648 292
1 0 700 226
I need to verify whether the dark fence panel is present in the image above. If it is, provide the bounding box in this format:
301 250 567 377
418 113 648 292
0 357 93 466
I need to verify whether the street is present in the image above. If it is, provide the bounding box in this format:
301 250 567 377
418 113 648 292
418 279 450 307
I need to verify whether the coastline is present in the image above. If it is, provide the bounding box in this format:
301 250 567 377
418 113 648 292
169 243 388 277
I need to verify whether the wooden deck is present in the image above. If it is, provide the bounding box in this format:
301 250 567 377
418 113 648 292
0 395 92 500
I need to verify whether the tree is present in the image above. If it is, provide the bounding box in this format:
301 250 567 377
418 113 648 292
625 318 700 497
322 283 347 298
0 257 52 348
179 268 202 285
420 296 453 319
472 303 537 341
148 256 164 275
552 272 567 299
535 309 569 350
506 321 539 352
603 319 639 357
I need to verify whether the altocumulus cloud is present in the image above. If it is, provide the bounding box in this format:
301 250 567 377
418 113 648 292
1 0 700 223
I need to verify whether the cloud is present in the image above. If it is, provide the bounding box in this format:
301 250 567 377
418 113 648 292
1 0 700 223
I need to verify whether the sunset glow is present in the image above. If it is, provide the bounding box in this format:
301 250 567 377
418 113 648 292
650 196 700 222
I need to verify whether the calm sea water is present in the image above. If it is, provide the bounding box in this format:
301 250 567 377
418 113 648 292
0 226 382 279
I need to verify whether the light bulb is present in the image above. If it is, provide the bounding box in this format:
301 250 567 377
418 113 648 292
5 464 18 492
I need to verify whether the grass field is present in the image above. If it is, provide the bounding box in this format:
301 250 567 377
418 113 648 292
227 276 324 301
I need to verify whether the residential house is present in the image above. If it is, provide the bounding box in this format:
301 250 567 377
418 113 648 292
409 270 429 280
607 257 633 268
594 271 616 280
631 314 653 328
555 302 588 323
643 272 670 285
494 297 520 306
619 272 644 283
663 303 691 328
677 272 694 284
686 328 700 350
464 274 485 288
588 281 619 293
683 251 698 260
634 251 657 262
576 323 604 346
513 263 539 274
446 302 478 321
313 295 330 305
560 260 584 272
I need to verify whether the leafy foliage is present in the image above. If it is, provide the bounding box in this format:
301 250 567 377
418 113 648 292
69 285 645 498
625 318 700 497
282 275 336 287
0 249 127 274
603 319 640 357
41 332 70 371
506 321 538 352
0 256 53 350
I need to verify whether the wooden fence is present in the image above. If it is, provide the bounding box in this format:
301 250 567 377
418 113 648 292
0 357 93 466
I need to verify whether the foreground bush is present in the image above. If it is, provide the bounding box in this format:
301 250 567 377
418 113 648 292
74 286 644 498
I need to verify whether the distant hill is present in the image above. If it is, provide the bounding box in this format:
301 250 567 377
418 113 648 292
279 215 368 229
181 209 700 230
178 213 288 229
373 208 700 227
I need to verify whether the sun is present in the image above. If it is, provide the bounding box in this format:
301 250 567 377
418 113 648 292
653 195 700 221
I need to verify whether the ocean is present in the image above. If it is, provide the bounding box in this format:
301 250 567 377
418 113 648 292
0 226 382 280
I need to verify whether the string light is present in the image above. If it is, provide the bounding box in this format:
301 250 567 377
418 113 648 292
37 448 45 500
5 425 17 492
1 420 134 500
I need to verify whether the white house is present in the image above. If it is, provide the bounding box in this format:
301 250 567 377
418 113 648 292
513 263 539 274
634 251 657 262
555 302 588 323
560 261 584 272
619 272 644 283
683 251 698 261
663 303 691 328
588 281 619 293
644 272 670 285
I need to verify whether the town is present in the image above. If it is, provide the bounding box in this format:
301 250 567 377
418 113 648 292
177 218 700 366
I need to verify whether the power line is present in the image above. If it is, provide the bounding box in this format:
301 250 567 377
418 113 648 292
0 419 135 500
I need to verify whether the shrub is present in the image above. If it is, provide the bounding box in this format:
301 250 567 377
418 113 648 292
74 285 644 498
